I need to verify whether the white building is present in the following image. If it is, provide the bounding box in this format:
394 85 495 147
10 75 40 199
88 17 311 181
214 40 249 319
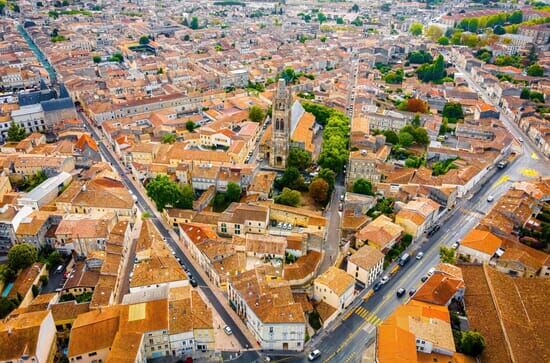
346 245 384 286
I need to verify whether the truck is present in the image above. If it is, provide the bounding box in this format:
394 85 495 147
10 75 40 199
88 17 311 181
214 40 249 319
497 160 508 169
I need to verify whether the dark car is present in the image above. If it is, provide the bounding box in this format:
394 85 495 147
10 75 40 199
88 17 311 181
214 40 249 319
421 275 429 283
408 289 416 297
190 278 198 287
396 288 406 297
373 281 383 292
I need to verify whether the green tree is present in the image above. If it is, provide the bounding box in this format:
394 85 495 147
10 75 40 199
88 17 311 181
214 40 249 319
309 178 329 204
442 102 464 122
408 50 433 65
139 35 150 45
508 10 522 24
278 167 305 190
352 178 373 195
185 121 195 132
398 131 414 147
409 22 423 36
411 114 421 128
145 175 194 211
493 25 505 35
8 243 38 271
46 251 63 270
275 188 301 207
460 331 486 356
439 246 457 264
0 297 18 319
317 12 327 23
248 105 265 123
351 3 359 12
527 63 544 77
7 122 26 142
413 128 430 145
287 148 312 171
309 310 322 330
336 17 344 25
162 133 176 144
318 168 336 191
92 55 101 63
225 182 241 203
383 130 399 145
190 16 199 30
437 36 450 45
183 34 190 41
425 25 443 41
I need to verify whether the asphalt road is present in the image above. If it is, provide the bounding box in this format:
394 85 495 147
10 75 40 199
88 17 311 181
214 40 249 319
77 112 261 361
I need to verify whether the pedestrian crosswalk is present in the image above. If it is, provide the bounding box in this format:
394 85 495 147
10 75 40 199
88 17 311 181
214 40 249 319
353 306 382 325
342 351 357 363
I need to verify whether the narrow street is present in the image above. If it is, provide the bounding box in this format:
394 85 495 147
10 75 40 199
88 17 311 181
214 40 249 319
77 112 261 361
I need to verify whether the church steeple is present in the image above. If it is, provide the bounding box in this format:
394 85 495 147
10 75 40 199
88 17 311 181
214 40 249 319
269 79 292 169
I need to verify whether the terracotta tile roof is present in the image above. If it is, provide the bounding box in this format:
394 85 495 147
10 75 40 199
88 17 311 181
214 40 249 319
75 133 99 152
315 266 355 296
68 306 121 357
316 300 337 323
413 272 464 306
348 244 384 271
283 250 321 281
356 215 403 250
461 264 550 363
0 310 51 361
460 229 502 255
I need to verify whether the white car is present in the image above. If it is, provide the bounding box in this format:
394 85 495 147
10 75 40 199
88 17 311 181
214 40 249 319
451 241 460 249
380 275 390 284
416 252 424 260
427 267 435 277
487 195 494 202
223 326 233 335
308 349 321 361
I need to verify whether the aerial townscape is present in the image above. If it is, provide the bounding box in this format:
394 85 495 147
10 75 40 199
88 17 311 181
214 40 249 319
0 0 549 362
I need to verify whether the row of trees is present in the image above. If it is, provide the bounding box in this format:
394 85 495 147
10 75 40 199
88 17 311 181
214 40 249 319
318 109 350 173
457 10 523 33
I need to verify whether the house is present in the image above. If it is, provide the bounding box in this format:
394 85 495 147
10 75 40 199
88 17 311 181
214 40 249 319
356 215 403 252
217 203 269 237
395 198 440 239
456 229 502 263
0 310 57 363
74 134 101 167
412 271 465 306
461 264 550 363
227 266 306 351
264 202 327 235
313 267 355 327
376 300 472 363
248 171 277 200
17 172 72 210
346 245 384 287
6 262 47 308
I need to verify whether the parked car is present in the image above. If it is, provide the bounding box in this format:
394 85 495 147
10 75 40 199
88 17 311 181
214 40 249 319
427 267 436 277
396 288 406 297
421 275 429 283
408 289 416 297
55 265 64 274
190 278 198 287
416 252 424 260
223 326 233 335
373 281 383 292
308 349 321 361
487 195 494 202
380 275 390 284
451 241 460 249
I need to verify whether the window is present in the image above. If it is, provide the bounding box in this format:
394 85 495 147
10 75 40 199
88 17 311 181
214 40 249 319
89 352 97 357
269 327 274 333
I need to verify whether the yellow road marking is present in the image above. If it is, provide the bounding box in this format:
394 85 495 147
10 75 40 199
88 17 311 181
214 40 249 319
493 175 509 187
531 152 539 160
520 168 538 177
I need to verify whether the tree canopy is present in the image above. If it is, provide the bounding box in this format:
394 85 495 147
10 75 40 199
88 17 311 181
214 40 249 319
8 243 38 271
409 22 423 36
139 35 150 44
145 175 194 211
442 102 464 123
287 148 312 171
352 178 373 195
7 122 26 142
416 54 447 83
460 331 486 356
527 63 544 77
248 105 265 123
309 178 329 204
439 246 457 264
275 188 301 207
161 133 176 144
